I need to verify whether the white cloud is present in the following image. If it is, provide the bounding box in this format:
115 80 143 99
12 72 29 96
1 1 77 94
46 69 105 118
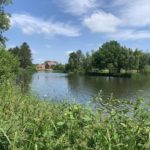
82 0 150 40
11 13 80 37
58 0 98 15
83 11 121 33
109 30 150 40
122 0 150 27
10 0 150 41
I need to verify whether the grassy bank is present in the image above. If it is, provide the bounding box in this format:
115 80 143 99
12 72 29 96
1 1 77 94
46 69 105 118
87 72 132 78
0 82 150 150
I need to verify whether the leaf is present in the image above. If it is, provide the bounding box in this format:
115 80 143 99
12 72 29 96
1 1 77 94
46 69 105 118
82 115 92 122
57 122 65 126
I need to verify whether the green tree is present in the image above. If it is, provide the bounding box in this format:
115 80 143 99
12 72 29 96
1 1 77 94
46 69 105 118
52 63 66 72
83 52 92 73
8 46 20 56
0 0 11 45
139 53 150 71
8 43 33 69
92 50 104 69
18 42 32 68
0 47 19 79
93 41 130 73
67 50 84 73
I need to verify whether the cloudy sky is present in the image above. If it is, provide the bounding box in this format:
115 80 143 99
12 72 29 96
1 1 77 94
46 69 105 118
5 0 150 63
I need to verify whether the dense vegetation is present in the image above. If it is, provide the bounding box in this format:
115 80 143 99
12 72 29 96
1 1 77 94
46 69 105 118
66 41 150 74
0 47 19 80
8 43 32 69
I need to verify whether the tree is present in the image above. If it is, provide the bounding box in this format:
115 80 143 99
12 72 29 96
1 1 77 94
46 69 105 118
19 42 32 68
8 42 32 69
68 52 78 72
0 47 19 79
52 63 66 72
0 0 11 45
67 50 84 73
8 46 20 56
139 53 150 71
93 41 130 73
83 52 92 73
8 42 33 69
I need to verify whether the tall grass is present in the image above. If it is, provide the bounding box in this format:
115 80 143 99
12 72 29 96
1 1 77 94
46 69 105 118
0 81 150 150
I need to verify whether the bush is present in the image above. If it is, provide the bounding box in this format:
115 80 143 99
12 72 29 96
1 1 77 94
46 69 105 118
0 47 19 80
144 65 150 73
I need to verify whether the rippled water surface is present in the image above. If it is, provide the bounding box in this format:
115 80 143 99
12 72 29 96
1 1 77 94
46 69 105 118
30 72 150 104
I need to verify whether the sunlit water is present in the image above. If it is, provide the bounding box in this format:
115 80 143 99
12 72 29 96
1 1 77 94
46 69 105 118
30 72 150 104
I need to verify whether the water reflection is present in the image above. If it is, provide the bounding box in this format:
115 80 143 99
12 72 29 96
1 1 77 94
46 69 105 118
16 70 33 93
29 72 150 104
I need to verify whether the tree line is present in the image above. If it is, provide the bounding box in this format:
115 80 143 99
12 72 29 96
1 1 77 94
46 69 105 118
66 41 150 74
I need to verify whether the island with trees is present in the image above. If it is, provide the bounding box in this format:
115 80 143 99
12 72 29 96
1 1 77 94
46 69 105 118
65 41 150 77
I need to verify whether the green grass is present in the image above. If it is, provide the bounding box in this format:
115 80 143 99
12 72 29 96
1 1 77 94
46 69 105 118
0 81 150 150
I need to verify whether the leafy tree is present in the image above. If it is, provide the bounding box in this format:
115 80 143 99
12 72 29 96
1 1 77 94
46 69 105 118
8 46 20 56
0 47 19 79
0 0 11 45
83 52 92 73
68 52 78 72
92 50 103 69
139 53 150 71
9 42 32 69
93 41 130 73
52 63 66 72
19 42 32 68
68 50 84 73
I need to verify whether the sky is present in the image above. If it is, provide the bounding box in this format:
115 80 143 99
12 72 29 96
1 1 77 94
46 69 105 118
4 0 150 64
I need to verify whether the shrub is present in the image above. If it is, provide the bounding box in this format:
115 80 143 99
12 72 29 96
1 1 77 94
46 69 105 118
0 47 19 80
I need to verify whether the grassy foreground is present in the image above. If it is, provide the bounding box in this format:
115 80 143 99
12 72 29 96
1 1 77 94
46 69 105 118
0 82 150 150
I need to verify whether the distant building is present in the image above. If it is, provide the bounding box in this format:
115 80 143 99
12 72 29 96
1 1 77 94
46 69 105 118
45 61 58 69
36 61 58 71
36 64 45 71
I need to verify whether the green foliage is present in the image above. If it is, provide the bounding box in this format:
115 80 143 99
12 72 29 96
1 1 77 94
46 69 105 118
92 41 131 73
0 47 19 80
83 52 92 73
0 0 11 45
9 42 32 69
67 41 150 75
143 65 150 73
0 82 149 149
67 50 85 73
52 63 66 72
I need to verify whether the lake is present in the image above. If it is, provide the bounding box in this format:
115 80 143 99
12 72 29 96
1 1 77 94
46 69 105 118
29 72 150 104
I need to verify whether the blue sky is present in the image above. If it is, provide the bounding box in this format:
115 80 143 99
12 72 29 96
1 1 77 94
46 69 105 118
5 0 150 64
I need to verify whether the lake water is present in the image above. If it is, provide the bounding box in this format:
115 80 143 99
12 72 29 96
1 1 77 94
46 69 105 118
29 72 150 104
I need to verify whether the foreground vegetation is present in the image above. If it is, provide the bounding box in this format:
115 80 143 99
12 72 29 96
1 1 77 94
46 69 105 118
0 82 149 150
